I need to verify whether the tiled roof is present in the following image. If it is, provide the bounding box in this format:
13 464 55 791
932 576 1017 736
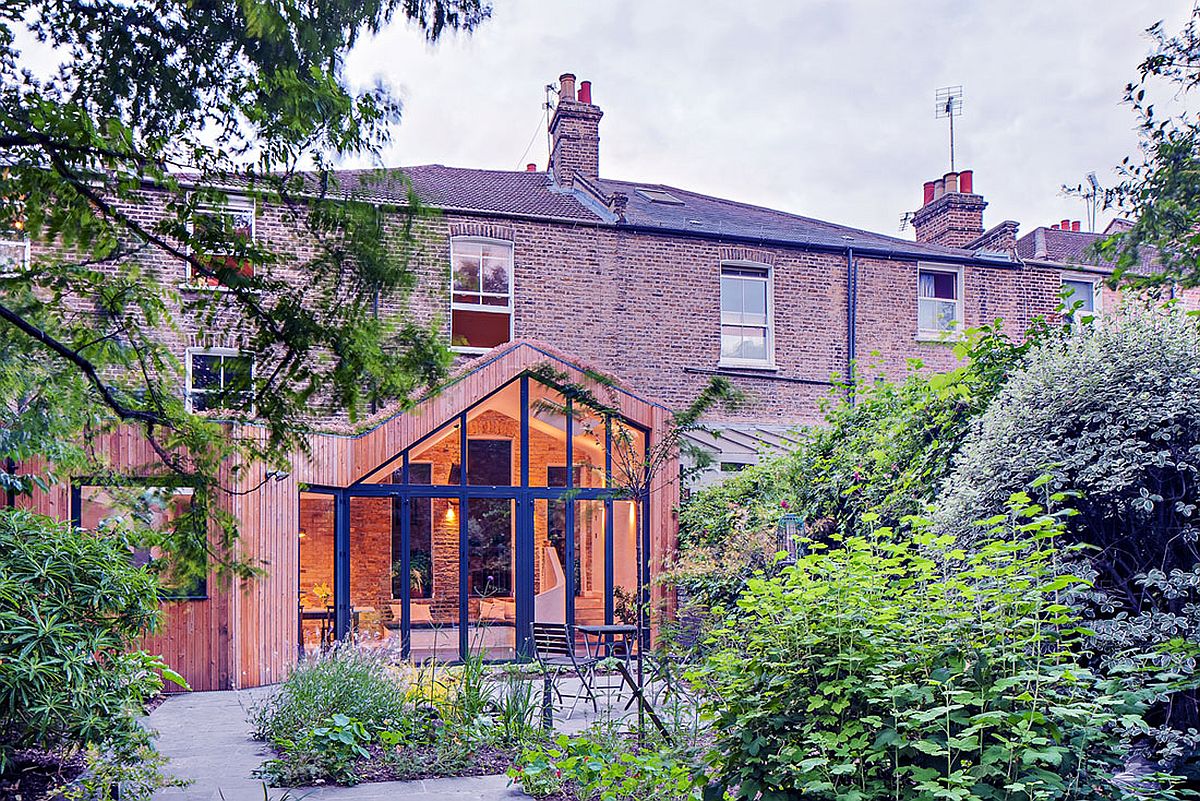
594 178 972 258
315 166 989 261
328 166 600 222
1015 226 1158 272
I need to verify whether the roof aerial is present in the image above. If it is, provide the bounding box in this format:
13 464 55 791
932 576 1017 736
635 187 684 205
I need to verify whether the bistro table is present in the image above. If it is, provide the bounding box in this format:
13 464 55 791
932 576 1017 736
576 623 638 662
574 623 671 740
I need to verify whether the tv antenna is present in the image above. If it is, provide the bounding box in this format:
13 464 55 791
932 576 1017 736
1084 172 1102 232
935 86 963 171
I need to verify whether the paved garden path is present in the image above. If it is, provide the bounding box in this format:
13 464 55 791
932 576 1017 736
147 688 530 801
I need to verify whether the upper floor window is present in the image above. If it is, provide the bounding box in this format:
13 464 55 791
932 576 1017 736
187 348 253 413
720 262 773 366
917 266 962 336
450 238 513 352
188 195 256 285
1062 276 1100 326
0 237 29 274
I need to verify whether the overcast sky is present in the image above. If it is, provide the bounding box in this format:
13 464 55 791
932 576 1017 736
342 0 1194 239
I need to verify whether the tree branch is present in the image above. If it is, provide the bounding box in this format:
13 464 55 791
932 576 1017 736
0 300 164 426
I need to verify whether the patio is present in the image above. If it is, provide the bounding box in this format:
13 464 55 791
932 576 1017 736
147 674 665 801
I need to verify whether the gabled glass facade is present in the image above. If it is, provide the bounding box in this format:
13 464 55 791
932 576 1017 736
298 372 650 661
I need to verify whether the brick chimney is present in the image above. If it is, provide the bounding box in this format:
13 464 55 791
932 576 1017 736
911 169 987 248
549 73 603 185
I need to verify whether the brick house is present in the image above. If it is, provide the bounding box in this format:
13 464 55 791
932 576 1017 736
11 72 1165 691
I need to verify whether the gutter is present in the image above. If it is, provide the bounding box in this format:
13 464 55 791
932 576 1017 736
151 176 1015 270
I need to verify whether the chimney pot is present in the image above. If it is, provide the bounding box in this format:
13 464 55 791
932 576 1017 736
526 163 537 172
943 171 959 194
1071 220 1081 232
959 169 973 194
559 73 576 103
1061 219 1070 231
1051 223 1060 230
923 181 936 205
578 80 592 104
933 178 945 200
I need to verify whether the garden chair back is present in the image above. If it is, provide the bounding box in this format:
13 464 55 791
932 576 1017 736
531 622 599 719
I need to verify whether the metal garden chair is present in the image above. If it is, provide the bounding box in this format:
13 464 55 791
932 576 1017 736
531 622 600 719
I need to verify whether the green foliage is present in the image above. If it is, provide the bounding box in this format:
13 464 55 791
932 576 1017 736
936 309 1200 758
251 645 547 787
249 647 409 746
671 322 1046 623
695 500 1186 801
260 714 374 786
681 322 1040 550
0 0 486 577
64 740 184 801
510 725 699 801
0 509 185 783
1092 8 1200 288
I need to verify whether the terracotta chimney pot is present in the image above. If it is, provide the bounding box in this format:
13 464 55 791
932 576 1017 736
933 178 945 200
923 181 936 205
959 170 973 194
559 73 576 103
943 172 959 194
578 80 592 104
1071 220 1081 232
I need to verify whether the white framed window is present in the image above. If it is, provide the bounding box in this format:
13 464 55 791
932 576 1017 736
0 237 29 274
1061 274 1101 326
450 238 514 353
186 348 254 413
719 262 774 367
187 195 256 285
917 265 963 337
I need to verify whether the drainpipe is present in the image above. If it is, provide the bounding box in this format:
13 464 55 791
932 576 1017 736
846 247 857 404
370 288 380 415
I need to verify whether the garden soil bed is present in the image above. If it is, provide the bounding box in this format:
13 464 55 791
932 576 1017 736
353 742 516 784
0 747 87 801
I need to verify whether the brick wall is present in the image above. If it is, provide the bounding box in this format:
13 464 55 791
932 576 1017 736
46 188 1072 431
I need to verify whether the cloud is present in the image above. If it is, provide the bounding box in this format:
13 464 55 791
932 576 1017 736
341 0 1193 236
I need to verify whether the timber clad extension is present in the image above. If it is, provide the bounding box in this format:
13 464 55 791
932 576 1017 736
15 71 1195 692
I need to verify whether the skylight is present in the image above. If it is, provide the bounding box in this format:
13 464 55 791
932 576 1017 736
635 188 684 205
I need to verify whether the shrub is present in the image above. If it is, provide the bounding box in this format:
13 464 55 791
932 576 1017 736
936 309 1200 755
510 724 698 801
249 647 410 746
695 499 1187 801
670 321 1045 631
0 509 179 783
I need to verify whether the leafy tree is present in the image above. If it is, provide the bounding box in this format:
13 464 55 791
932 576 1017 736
0 1 489 572
935 309 1200 767
1096 7 1200 287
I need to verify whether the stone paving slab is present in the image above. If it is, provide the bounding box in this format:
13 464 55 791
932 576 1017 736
146 678 655 800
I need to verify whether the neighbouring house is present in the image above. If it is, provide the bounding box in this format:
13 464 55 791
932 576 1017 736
9 72 1188 692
